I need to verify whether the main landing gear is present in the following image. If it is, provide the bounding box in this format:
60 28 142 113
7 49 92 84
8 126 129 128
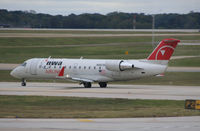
82 82 107 88
83 82 92 88
99 82 107 88
21 78 26 86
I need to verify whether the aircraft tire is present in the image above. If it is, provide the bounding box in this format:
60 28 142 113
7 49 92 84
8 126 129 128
99 82 107 88
83 82 91 88
21 82 26 86
21 78 26 86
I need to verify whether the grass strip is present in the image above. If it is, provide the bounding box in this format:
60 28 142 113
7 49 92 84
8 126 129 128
0 95 200 118
0 30 199 34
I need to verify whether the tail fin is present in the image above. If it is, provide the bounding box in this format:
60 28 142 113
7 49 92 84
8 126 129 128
147 38 180 60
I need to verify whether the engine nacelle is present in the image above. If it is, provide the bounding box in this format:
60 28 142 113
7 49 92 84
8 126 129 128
105 60 134 71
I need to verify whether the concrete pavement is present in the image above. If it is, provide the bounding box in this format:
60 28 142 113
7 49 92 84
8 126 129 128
0 82 200 100
0 117 200 131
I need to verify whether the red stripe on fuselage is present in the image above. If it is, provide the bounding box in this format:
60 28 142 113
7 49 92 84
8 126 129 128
58 67 65 76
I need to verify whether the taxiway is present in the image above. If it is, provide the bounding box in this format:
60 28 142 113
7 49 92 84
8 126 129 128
0 117 200 131
0 82 199 100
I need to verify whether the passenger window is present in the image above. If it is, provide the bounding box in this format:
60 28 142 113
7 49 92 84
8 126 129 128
94 66 96 69
79 66 81 69
99 66 101 70
69 66 71 69
88 66 91 69
84 66 86 69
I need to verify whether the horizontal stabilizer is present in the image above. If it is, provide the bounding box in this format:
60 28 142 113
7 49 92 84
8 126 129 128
155 73 165 77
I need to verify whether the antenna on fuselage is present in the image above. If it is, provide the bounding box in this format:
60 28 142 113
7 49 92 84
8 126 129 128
48 56 51 59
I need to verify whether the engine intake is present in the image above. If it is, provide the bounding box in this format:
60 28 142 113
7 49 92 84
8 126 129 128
105 60 134 71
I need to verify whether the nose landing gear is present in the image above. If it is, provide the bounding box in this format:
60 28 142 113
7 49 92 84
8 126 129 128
21 78 26 86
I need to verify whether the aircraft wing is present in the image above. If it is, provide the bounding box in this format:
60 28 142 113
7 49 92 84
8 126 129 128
56 75 94 83
133 66 143 70
56 66 94 83
71 77 94 82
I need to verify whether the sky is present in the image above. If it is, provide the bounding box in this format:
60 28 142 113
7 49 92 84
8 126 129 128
0 0 200 15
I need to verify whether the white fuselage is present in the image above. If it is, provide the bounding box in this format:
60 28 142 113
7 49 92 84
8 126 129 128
11 58 167 82
10 38 180 88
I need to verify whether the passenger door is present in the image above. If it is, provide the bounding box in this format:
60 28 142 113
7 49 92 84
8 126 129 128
29 59 40 75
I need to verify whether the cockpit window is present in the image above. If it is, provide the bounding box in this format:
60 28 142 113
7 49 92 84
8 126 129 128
21 62 27 67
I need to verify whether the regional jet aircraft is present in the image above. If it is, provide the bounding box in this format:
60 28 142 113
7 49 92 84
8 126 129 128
10 38 180 88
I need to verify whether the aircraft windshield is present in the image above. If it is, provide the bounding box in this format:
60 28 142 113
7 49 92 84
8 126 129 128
21 62 27 67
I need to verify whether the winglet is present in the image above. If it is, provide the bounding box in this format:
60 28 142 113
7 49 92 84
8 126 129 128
58 66 65 76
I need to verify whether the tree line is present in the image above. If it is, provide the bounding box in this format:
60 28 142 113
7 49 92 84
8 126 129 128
0 9 200 29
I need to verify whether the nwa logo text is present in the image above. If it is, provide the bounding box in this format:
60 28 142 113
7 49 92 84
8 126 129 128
46 61 63 66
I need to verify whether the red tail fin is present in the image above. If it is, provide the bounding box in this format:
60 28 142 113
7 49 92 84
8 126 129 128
147 38 180 60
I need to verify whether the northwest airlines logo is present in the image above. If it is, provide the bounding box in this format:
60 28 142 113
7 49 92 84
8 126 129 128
155 45 174 60
46 61 63 65
160 50 165 55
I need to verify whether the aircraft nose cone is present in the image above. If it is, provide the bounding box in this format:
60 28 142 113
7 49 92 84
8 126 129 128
10 68 18 78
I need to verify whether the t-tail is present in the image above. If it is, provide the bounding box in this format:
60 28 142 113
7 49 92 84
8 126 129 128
146 38 180 65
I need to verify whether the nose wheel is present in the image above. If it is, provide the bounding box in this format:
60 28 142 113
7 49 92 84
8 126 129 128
21 78 26 86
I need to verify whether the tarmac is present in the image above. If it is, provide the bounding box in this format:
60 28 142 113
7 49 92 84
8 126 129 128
0 82 200 100
1 78 199 131
0 117 200 131
167 67 200 72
